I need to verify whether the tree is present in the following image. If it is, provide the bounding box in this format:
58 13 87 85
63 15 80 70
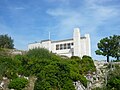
95 35 120 62
111 35 120 60
95 37 111 62
0 34 14 49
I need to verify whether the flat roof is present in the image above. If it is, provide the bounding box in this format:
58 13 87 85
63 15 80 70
28 41 40 44
52 38 73 43
29 37 86 44
41 39 51 42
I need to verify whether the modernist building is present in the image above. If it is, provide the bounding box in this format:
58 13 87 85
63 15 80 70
28 28 91 57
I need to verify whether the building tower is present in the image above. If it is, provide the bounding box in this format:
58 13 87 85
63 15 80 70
85 34 91 56
73 28 81 57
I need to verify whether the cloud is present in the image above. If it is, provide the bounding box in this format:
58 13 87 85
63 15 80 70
45 0 120 60
84 0 114 8
45 0 70 3
46 0 119 28
14 7 25 10
46 8 84 38
8 7 26 11
46 8 68 16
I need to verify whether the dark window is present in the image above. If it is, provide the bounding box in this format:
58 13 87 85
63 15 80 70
64 43 66 49
60 44 62 50
56 43 73 50
67 43 71 49
71 43 73 45
56 44 59 50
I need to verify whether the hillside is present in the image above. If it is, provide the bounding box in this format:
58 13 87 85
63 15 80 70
92 61 120 90
0 48 96 90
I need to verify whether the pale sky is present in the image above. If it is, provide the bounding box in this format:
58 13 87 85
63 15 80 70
0 0 120 60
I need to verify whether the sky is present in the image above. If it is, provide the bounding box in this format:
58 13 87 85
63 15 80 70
0 0 120 60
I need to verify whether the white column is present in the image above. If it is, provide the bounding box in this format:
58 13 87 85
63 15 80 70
48 40 51 51
85 34 91 56
73 28 81 57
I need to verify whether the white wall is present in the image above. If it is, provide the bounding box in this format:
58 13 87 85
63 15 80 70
85 34 91 56
52 40 73 57
73 28 81 57
28 28 91 58
80 38 87 57
41 41 51 51
28 42 41 49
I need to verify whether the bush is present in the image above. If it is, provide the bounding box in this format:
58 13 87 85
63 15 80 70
8 78 28 90
82 55 92 59
79 55 96 74
27 48 52 60
0 48 96 90
107 65 120 90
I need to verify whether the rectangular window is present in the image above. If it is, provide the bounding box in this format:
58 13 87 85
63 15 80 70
64 43 66 49
60 44 62 50
71 43 73 46
56 44 59 50
67 43 71 49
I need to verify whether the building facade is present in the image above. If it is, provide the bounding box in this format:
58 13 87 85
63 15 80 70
28 28 91 57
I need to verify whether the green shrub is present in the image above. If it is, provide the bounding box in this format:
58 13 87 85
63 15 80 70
82 55 92 59
0 56 18 78
5 70 18 79
79 75 88 87
8 78 28 90
79 55 96 74
0 48 95 90
27 48 52 60
106 65 120 90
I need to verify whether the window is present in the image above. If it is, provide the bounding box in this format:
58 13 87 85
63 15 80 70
56 43 73 50
67 43 71 49
64 43 66 49
71 43 73 46
60 44 62 50
56 44 59 50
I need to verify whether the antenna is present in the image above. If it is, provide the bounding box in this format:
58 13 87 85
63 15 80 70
49 32 51 40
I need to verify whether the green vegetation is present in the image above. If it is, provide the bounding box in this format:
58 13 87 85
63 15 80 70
0 56 20 79
0 34 14 49
0 34 96 89
0 48 96 90
8 78 28 90
107 65 120 90
95 35 120 62
25 48 95 89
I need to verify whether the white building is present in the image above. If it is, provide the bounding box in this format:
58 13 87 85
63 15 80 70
28 28 91 58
